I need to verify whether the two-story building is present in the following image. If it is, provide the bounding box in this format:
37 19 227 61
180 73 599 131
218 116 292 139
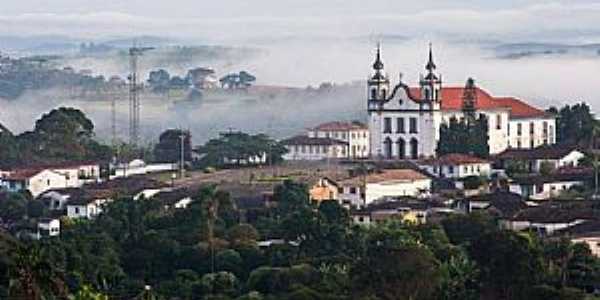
308 121 370 158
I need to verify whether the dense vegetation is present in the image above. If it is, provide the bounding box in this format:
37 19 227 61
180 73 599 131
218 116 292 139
547 103 598 147
0 107 112 168
1 181 599 299
437 114 490 158
195 132 287 169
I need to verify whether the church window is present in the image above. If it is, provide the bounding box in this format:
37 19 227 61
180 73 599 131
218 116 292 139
384 138 393 159
397 138 406 159
382 89 387 99
409 118 418 133
543 121 548 135
410 138 419 159
424 88 430 100
371 89 377 100
383 118 392 133
529 122 535 135
517 123 522 136
530 140 534 148
301 145 306 153
397 118 405 133
496 114 502 130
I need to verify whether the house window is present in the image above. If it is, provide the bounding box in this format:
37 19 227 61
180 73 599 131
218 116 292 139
517 123 522 136
397 118 405 133
47 179 50 186
342 133 347 139
507 123 511 136
409 118 418 133
517 139 522 148
350 187 357 194
496 114 502 130
448 166 454 174
543 121 548 135
383 118 392 133
338 187 344 194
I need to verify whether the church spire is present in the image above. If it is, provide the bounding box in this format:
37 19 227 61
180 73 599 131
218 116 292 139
373 43 384 71
426 43 436 72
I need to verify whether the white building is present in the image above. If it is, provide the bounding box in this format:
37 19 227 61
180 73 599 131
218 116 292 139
37 218 60 239
419 153 491 179
1 169 69 197
67 198 109 219
338 169 431 207
496 146 585 173
367 45 556 159
509 175 585 200
281 136 348 161
308 121 370 158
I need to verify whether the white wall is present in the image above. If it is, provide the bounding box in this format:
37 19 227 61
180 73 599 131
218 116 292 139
309 129 370 158
507 118 556 149
365 179 431 204
283 144 347 161
422 162 491 179
27 170 69 197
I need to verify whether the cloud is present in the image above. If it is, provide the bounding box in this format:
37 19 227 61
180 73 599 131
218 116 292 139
0 2 600 42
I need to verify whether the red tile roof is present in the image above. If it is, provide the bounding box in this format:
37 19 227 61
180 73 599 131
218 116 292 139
5 169 45 180
342 169 429 185
313 121 368 131
422 153 490 166
408 86 550 119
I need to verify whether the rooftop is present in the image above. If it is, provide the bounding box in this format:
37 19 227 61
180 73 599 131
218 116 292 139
466 191 528 218
341 169 429 185
281 135 348 146
421 153 490 166
496 145 581 161
512 206 599 224
409 86 551 119
311 121 368 131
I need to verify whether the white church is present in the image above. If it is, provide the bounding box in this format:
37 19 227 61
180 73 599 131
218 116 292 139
367 45 556 159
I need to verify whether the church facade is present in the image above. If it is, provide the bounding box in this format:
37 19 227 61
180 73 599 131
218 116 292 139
367 45 556 159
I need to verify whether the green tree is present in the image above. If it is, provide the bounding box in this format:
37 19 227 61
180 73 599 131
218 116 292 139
437 115 489 158
153 129 192 163
70 285 109 300
197 132 287 168
468 231 543 299
549 103 596 146
0 192 28 222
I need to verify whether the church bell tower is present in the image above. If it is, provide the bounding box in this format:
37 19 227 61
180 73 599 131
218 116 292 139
367 43 390 110
419 44 442 110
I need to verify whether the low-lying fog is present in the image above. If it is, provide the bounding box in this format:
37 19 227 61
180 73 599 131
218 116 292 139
1 38 599 145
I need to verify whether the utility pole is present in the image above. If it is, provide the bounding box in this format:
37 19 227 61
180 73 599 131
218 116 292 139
180 129 186 179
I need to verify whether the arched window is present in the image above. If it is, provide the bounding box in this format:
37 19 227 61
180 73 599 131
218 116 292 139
382 89 387 100
410 138 419 159
384 137 393 159
424 88 430 100
397 138 406 159
371 89 377 100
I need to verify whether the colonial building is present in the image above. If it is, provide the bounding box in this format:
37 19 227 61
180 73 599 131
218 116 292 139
281 136 348 161
308 121 370 158
367 44 556 159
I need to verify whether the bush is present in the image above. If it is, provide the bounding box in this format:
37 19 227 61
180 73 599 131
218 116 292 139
463 176 485 190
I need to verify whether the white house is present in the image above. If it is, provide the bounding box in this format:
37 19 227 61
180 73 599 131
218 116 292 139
281 136 348 161
338 169 431 207
37 218 60 239
308 121 370 158
67 198 109 219
419 153 491 179
509 175 585 200
38 188 83 211
496 145 585 173
1 169 69 197
367 45 556 159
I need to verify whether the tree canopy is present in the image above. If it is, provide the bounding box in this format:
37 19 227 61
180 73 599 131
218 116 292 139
437 114 490 158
